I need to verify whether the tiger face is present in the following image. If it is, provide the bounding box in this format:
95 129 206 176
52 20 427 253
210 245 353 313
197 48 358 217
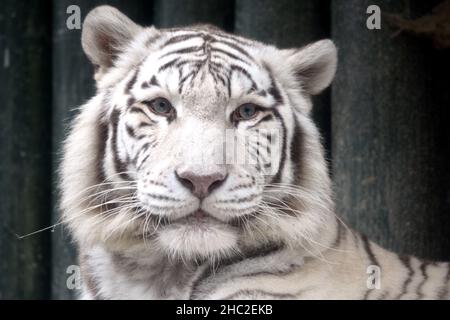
62 6 337 261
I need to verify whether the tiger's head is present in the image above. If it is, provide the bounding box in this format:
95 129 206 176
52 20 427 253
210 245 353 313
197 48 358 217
61 6 338 261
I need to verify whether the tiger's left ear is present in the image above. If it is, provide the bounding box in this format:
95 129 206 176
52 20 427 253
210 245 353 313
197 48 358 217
283 39 337 95
81 6 144 77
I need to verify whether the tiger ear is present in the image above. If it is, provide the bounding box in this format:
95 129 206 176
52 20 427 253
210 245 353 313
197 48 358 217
81 6 143 72
283 39 337 95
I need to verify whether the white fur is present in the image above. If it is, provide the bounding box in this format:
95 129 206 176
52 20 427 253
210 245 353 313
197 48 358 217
60 6 450 300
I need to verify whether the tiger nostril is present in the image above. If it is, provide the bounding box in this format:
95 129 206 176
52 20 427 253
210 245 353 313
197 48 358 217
175 170 227 199
175 171 195 193
208 175 228 194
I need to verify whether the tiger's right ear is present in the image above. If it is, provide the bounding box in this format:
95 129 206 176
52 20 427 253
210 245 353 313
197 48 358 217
81 6 143 73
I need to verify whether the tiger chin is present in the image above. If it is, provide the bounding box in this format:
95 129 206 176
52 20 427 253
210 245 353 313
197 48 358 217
60 6 450 300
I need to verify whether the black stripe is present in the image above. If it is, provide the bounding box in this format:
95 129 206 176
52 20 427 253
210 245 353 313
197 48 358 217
212 31 254 47
125 125 136 139
209 59 229 74
211 38 254 60
158 57 180 72
125 70 138 94
212 69 227 86
264 64 283 105
211 47 250 65
416 261 429 299
229 65 258 92
209 61 226 73
361 235 379 268
162 33 201 47
137 122 154 128
257 90 267 97
137 153 151 170
160 45 203 58
127 97 135 107
290 115 305 189
222 243 283 271
189 267 214 300
150 75 160 87
438 263 450 299
377 290 390 300
270 109 287 184
361 234 380 300
259 130 273 142
263 162 272 170
226 72 232 98
139 142 151 154
268 78 283 104
146 179 167 188
143 192 180 202
208 71 219 85
332 217 344 249
396 255 414 299
110 109 131 181
209 64 227 85
201 33 215 43
227 182 255 192
95 109 108 185
189 242 283 299
178 70 197 91
248 144 269 166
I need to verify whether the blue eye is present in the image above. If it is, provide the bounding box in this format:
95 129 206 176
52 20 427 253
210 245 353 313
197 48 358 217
148 98 174 116
234 104 259 121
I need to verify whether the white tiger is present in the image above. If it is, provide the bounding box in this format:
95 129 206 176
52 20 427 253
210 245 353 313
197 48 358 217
60 6 450 300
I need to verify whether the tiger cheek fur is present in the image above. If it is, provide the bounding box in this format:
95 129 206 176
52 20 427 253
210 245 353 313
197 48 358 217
61 6 450 300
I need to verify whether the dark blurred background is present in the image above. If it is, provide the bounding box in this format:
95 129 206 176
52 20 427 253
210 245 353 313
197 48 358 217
0 0 449 299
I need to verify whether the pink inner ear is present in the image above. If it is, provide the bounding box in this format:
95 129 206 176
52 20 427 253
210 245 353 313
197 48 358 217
295 62 324 94
97 33 116 67
280 40 337 96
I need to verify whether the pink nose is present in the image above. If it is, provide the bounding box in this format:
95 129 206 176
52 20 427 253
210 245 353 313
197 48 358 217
175 170 227 199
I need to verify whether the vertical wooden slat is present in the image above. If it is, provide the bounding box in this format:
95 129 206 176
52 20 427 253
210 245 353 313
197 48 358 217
153 0 234 31
234 0 332 162
52 0 154 299
0 0 52 299
332 0 450 260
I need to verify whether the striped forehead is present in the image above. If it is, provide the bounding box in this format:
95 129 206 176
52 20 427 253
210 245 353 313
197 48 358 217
136 31 273 98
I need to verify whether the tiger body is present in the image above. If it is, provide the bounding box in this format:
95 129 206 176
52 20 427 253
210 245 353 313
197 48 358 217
60 6 450 300
80 230 450 300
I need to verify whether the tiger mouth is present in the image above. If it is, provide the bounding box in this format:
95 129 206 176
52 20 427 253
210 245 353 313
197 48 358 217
136 207 256 228
168 209 224 224
178 210 258 230
185 209 217 222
